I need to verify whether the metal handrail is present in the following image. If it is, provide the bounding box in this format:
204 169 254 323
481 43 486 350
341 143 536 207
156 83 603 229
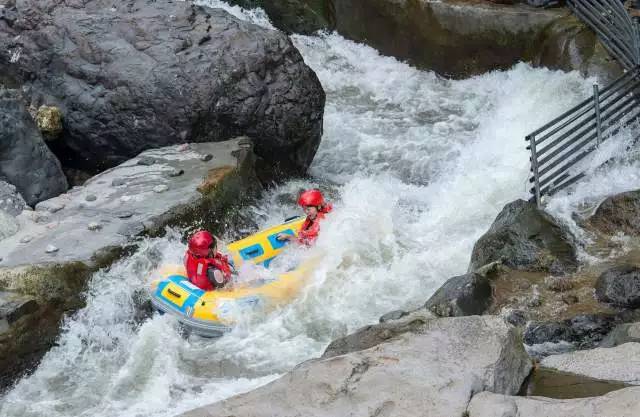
527 0 640 206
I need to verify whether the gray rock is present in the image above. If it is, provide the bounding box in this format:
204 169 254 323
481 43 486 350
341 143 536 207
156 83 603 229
524 314 618 352
180 316 532 417
0 210 19 240
136 156 156 166
541 343 640 385
589 190 640 236
115 211 134 219
595 265 640 308
600 322 640 348
87 222 102 231
468 387 640 417
111 178 126 187
117 222 145 237
0 90 68 205
0 291 39 325
35 200 65 213
425 272 491 317
379 309 408 323
502 309 528 327
19 236 32 244
469 199 577 274
45 245 59 253
85 195 97 202
0 0 325 177
200 153 213 162
166 168 184 178
0 181 26 216
153 184 169 193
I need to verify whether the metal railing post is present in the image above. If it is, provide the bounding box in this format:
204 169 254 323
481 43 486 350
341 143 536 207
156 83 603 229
593 84 603 147
528 134 542 208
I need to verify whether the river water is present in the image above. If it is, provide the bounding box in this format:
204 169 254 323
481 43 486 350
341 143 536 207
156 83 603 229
2 2 638 416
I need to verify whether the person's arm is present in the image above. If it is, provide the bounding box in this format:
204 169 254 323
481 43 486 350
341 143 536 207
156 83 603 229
276 232 294 241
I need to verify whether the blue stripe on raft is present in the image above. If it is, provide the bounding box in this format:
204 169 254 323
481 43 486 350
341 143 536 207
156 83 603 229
267 229 293 250
240 243 264 260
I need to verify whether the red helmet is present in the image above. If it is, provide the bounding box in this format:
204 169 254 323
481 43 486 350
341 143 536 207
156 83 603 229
188 230 215 257
298 189 325 207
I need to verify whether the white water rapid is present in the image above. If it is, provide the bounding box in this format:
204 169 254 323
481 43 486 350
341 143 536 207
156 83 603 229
2 1 639 416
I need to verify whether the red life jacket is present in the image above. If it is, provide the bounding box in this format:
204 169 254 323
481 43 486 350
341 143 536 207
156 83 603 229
298 204 332 245
184 251 232 291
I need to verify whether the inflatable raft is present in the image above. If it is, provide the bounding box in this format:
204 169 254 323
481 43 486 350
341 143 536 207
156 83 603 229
150 216 314 337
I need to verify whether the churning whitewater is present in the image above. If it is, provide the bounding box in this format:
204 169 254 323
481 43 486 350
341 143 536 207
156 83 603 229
2 1 626 416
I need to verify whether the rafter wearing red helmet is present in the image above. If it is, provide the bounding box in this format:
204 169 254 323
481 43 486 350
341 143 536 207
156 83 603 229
277 189 332 246
184 230 233 291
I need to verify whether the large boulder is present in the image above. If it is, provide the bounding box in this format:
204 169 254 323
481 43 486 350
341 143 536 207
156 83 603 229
469 199 577 274
425 272 492 317
0 0 325 178
0 89 68 205
595 265 640 308
180 316 532 417
468 387 640 417
540 343 640 385
588 190 640 236
227 0 335 34
331 0 621 80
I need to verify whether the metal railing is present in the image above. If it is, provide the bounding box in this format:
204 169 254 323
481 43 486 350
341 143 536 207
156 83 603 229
526 67 640 205
567 0 640 70
527 0 640 206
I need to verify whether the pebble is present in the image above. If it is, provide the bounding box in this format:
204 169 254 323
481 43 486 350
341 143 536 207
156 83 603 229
88 222 102 231
112 178 126 187
85 194 97 202
116 211 134 219
137 156 156 166
200 153 213 162
167 168 184 178
45 244 59 253
20 236 33 244
153 184 169 193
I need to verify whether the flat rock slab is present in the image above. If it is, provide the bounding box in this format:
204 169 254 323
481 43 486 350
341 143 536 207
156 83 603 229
468 387 640 417
540 343 640 385
180 316 532 417
0 139 245 270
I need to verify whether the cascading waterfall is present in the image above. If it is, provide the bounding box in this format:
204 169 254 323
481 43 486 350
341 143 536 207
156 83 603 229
3 1 638 416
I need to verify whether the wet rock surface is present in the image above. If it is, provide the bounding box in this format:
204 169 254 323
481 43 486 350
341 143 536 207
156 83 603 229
524 313 618 350
0 0 325 177
469 199 578 274
425 272 492 317
227 0 335 34
0 89 68 205
332 1 620 80
181 316 532 417
589 190 640 236
595 265 640 308
541 343 640 385
468 387 640 417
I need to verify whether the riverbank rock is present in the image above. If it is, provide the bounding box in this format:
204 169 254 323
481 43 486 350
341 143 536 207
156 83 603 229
588 190 640 236
0 89 68 205
524 313 618 351
469 199 578 274
595 265 640 308
227 0 335 34
424 272 492 317
0 138 261 389
331 1 621 80
180 316 532 417
0 0 324 178
600 322 640 347
467 387 640 417
541 343 640 385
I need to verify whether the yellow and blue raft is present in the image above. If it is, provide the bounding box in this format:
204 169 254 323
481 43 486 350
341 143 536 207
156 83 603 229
149 217 314 337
